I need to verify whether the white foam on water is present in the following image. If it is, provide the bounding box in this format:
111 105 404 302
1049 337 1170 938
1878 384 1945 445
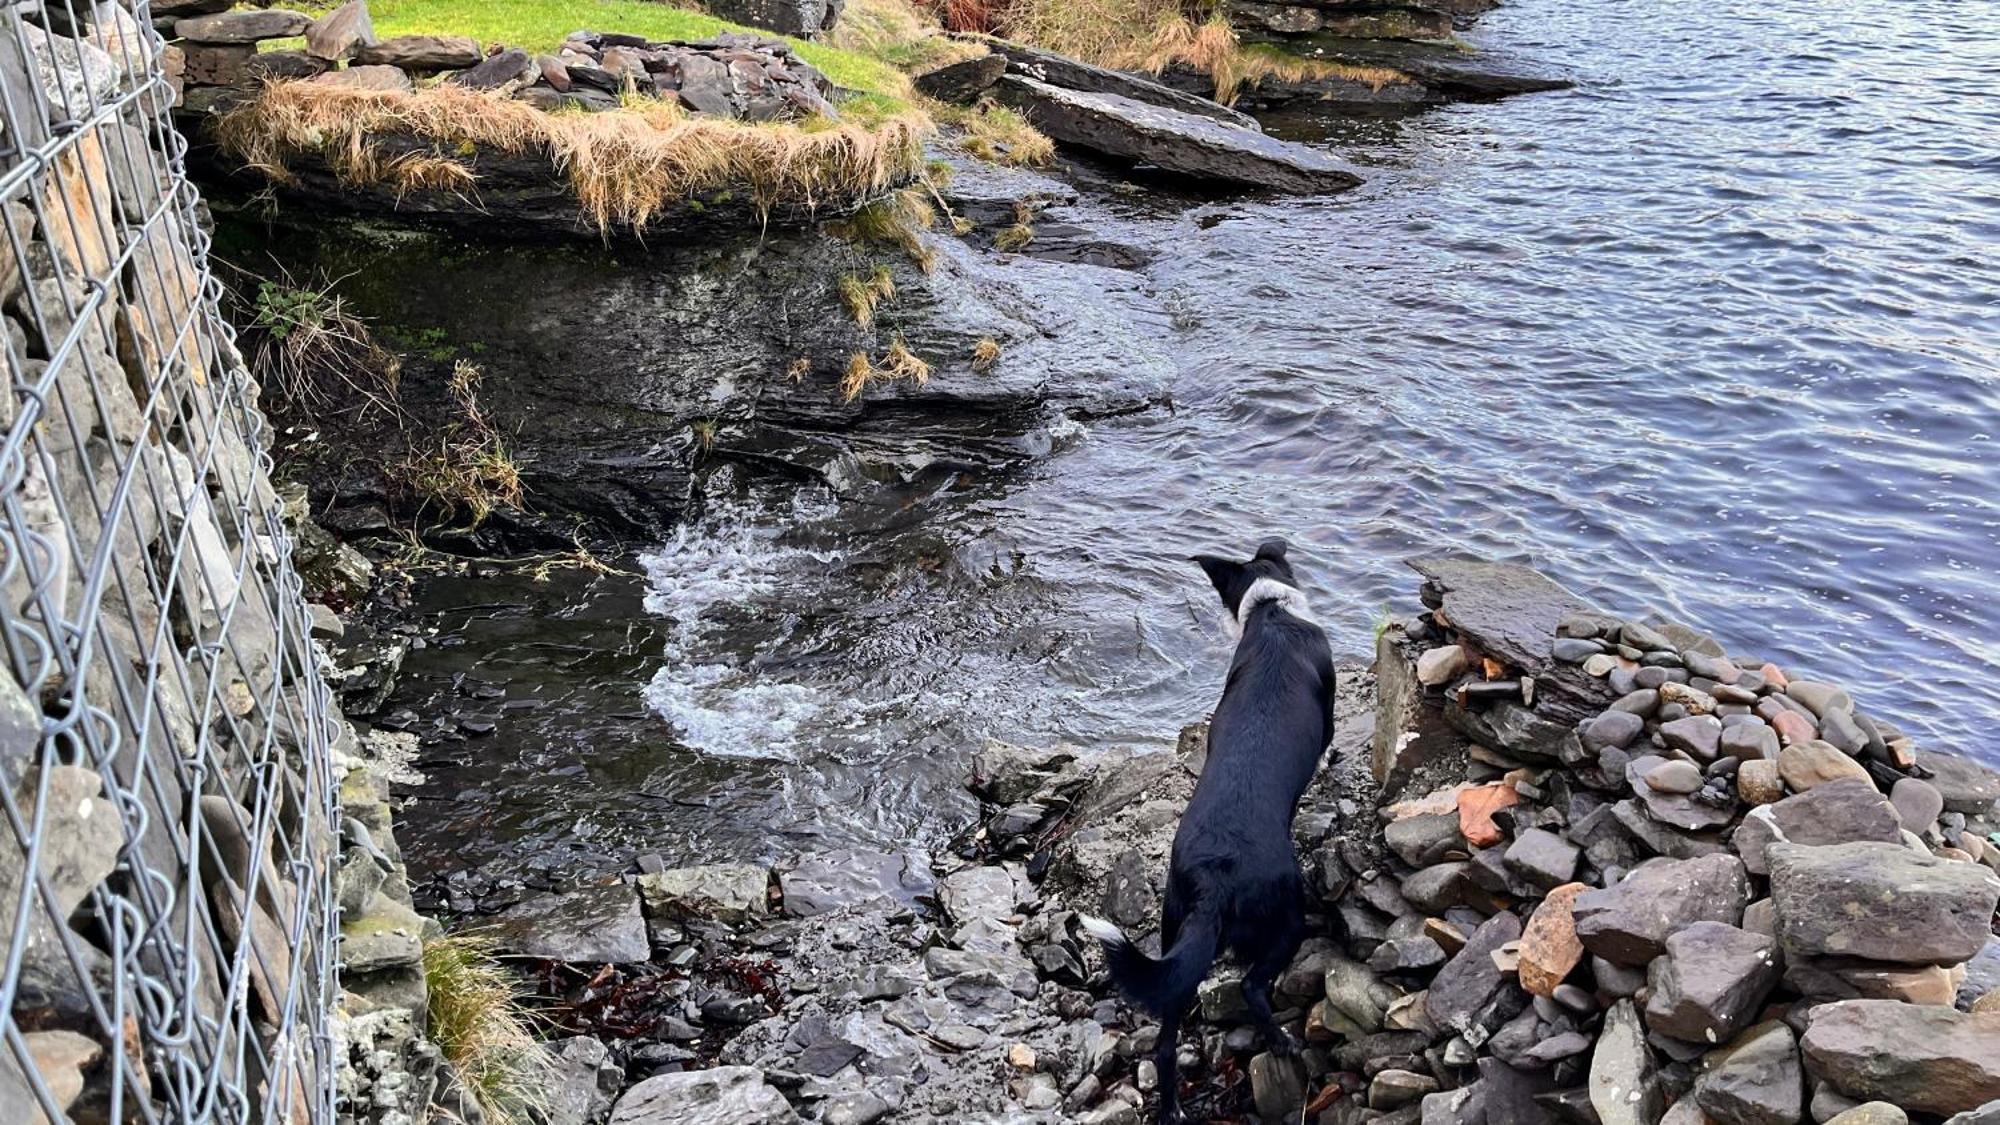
639 490 847 761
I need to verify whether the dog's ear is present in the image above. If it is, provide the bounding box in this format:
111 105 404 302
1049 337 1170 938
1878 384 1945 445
1193 555 1245 611
1254 538 1289 563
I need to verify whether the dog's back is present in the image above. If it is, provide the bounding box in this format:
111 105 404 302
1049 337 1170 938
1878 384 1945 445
1081 540 1336 1124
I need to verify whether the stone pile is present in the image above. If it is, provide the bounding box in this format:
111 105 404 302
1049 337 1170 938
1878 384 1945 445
443 559 1999 1125
1348 558 2000 1124
168 0 841 122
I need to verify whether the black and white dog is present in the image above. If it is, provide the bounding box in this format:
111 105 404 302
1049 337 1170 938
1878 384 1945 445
1082 539 1338 1124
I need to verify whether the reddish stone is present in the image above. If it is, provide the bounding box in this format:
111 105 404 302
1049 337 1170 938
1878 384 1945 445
1519 883 1587 997
1457 783 1520 849
1771 709 1817 747
1760 662 1789 689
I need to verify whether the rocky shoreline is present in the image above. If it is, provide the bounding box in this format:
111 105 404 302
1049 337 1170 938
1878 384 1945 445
370 559 2000 1125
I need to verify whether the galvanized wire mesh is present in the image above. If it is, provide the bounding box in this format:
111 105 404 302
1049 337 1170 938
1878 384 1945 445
0 3 340 1123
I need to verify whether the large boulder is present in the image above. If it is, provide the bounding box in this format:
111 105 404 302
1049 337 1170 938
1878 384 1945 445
994 76 1361 194
353 35 481 70
1572 854 1749 965
1731 777 1901 876
1767 841 2000 965
1801 1000 2000 1116
703 0 842 37
609 1066 797 1124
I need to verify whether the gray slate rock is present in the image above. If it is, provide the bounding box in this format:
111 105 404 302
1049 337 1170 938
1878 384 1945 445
1732 776 1902 876
1643 921 1781 1044
1503 827 1580 890
979 36 1259 129
544 1037 623 1125
1424 910 1521 1036
1767 840 2000 964
1572 854 1748 965
913 54 1007 103
1917 750 2000 814
995 76 1361 194
1802 1000 2000 1116
1695 1021 1803 1125
609 1066 797 1124
447 47 539 93
1589 999 1662 1125
175 8 309 42
489 883 651 964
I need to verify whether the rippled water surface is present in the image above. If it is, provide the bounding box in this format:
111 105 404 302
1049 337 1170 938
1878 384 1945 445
398 0 2000 884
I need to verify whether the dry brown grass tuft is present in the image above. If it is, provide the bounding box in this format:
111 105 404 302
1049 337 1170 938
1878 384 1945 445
929 97 1054 166
830 186 938 272
424 934 551 1125
239 268 402 419
992 198 1036 250
839 336 933 400
384 151 479 201
994 1 1410 103
837 264 897 326
216 82 932 230
970 337 1001 370
833 0 985 75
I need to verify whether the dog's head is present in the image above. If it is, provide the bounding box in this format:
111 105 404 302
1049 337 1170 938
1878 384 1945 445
1192 538 1299 619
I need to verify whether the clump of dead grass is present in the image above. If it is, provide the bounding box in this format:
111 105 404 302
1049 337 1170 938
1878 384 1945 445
839 336 933 400
928 97 1054 165
391 359 525 527
830 186 938 272
216 82 932 231
992 199 1037 250
994 0 1410 103
837 264 898 326
239 267 402 420
423 934 552 1125
833 0 986 75
971 337 1001 371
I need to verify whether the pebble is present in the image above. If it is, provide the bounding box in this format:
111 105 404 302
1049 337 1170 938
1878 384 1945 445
1737 759 1785 805
1683 651 1740 682
1786 680 1853 719
1584 653 1618 677
1610 689 1660 716
1659 681 1716 714
1620 622 1674 651
1659 715 1722 759
1777 741 1873 792
1608 665 1639 695
1644 760 1704 795
1888 777 1943 834
1553 638 1603 663
1580 711 1644 754
1719 723 1779 765
1416 645 1468 686
1770 710 1818 747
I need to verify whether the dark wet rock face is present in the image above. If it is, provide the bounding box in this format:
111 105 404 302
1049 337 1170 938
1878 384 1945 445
974 37 1261 129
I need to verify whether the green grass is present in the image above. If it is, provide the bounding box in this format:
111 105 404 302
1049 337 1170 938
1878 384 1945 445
288 0 909 97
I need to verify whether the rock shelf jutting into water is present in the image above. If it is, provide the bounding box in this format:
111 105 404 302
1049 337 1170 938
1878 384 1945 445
415 560 2000 1124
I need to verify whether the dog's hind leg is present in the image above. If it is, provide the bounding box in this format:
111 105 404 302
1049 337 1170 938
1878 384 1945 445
1153 1003 1185 1125
1241 908 1305 1056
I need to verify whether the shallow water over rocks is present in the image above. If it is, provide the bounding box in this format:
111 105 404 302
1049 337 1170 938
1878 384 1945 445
390 0 2000 889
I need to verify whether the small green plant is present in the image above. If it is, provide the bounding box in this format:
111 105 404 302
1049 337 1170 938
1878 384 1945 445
243 271 401 418
831 188 938 273
423 934 552 1125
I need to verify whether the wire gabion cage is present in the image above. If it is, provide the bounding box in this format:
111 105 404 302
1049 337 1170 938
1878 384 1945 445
0 2 341 1123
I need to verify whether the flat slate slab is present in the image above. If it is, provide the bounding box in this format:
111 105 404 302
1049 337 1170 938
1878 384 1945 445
488 883 651 964
976 36 1260 130
996 76 1360 194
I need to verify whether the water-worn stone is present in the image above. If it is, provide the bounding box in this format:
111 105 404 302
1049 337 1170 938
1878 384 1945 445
1738 759 1784 804
1766 841 1999 964
1627 754 1737 832
638 864 771 923
1916 750 2000 815
1252 1051 1308 1118
1785 681 1852 720
488 883 650 963
609 1065 797 1124
1801 1000 2000 1115
1384 811 1465 867
1590 999 1662 1125
779 848 933 917
1416 644 1468 686
1580 710 1644 753
1424 910 1522 1035
1732 777 1902 876
1695 1021 1803 1125
1777 741 1871 792
995 76 1361 194
1572 854 1749 965
968 738 1076 804
1889 777 1944 834
1659 716 1723 760
1825 1105 1910 1125
1645 759 1705 794
1644 921 1781 1044
310 64 412 91
1518 883 1587 997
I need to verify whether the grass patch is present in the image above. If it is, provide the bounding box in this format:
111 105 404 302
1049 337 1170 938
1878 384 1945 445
390 359 526 528
839 335 933 400
837 264 897 327
216 82 930 230
831 0 987 75
308 0 911 97
928 98 1052 165
423 934 552 1125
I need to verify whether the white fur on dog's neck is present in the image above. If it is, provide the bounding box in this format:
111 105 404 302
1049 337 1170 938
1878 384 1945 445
1227 577 1313 638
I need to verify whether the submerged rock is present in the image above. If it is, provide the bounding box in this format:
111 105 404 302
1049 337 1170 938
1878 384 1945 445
487 883 651 964
608 1065 797 1124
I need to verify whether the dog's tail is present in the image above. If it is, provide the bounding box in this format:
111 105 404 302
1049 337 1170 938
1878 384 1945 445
1078 902 1221 1017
